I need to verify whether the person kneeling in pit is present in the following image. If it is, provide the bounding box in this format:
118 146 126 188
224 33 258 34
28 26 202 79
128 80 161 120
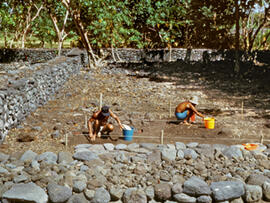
175 96 205 125
88 105 123 141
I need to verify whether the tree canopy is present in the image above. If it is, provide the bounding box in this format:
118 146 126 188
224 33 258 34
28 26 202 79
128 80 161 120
0 0 269 51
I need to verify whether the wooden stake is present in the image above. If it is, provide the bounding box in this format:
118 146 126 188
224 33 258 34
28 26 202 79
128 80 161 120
160 130 164 144
83 96 86 107
84 114 88 129
241 100 244 119
65 133 68 150
260 134 264 144
99 93 103 110
169 100 172 118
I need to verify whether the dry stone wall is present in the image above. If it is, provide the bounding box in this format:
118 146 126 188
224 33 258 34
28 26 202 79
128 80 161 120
0 48 70 64
0 142 270 202
0 52 82 143
1 48 270 65
101 48 270 65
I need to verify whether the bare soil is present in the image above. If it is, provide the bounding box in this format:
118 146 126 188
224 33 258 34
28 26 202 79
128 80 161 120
2 61 270 155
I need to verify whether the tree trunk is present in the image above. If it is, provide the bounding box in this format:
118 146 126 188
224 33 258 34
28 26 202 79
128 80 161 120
111 46 116 62
10 30 20 48
248 7 270 52
4 29 7 48
21 32 26 48
58 39 63 56
61 0 97 68
234 0 240 74
74 14 97 65
259 31 270 49
21 4 43 49
49 8 69 56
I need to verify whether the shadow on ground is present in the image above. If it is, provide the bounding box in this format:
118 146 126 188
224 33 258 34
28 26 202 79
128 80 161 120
115 59 270 114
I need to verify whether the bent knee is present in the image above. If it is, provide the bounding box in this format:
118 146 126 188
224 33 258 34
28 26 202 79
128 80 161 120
107 124 114 131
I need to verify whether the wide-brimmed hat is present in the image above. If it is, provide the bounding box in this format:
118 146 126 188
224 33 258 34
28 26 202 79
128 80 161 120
189 96 199 105
101 106 110 116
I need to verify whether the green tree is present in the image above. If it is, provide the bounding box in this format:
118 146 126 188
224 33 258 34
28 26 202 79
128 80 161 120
45 0 72 55
61 0 98 66
84 0 143 61
16 0 44 48
186 0 235 49
86 0 127 48
239 0 270 51
1 0 44 48
1 0 269 53
0 1 15 47
0 0 23 48
31 10 56 48
128 0 191 48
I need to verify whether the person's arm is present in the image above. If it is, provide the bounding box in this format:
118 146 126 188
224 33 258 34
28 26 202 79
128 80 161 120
88 111 100 137
109 109 123 129
88 117 94 137
188 103 205 118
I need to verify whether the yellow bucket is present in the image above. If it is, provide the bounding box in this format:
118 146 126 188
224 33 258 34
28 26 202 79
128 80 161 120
204 117 215 129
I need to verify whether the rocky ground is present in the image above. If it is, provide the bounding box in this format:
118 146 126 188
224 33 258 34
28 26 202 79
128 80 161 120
0 60 270 202
0 141 270 202
1 60 270 154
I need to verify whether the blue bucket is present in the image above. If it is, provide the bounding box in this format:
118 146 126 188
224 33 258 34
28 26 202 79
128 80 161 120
123 127 134 141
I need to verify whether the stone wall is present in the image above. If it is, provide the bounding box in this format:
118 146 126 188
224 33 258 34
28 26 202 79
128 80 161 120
0 48 70 64
0 142 270 202
102 48 270 65
1 48 270 65
103 48 227 63
0 52 83 143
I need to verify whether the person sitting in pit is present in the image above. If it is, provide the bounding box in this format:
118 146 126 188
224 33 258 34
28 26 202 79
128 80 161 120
88 105 123 141
175 96 205 125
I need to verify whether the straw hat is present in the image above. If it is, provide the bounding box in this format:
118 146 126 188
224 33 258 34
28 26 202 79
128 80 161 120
189 96 199 105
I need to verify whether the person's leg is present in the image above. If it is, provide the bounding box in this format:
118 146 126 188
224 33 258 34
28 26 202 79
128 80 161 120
184 110 194 124
92 120 101 141
101 123 114 135
175 110 188 124
97 126 105 138
190 112 196 123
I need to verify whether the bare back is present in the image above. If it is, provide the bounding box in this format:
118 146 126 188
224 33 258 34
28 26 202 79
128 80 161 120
175 101 191 113
175 101 205 119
